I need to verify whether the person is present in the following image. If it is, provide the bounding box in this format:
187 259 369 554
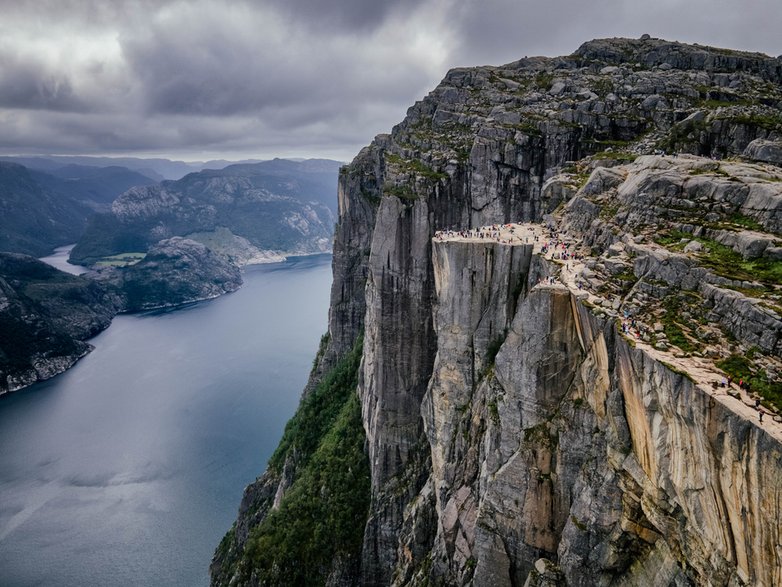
759 411 764 423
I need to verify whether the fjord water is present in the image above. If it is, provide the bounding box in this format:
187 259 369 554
38 244 88 275
0 255 332 587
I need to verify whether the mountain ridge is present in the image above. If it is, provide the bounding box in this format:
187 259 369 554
70 158 340 266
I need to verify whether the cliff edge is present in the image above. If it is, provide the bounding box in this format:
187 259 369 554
213 36 782 586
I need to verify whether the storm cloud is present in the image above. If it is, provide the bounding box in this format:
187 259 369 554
0 0 779 162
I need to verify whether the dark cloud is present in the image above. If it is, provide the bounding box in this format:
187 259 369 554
0 51 83 111
0 0 779 161
266 0 421 32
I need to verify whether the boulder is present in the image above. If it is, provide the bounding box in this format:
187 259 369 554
744 139 782 166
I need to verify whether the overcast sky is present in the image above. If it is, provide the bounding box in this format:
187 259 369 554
1 0 779 163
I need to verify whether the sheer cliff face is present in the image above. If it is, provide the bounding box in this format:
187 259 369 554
334 38 782 585
419 243 782 586
214 37 782 586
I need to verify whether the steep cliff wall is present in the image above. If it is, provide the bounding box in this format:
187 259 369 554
405 237 782 586
213 36 782 586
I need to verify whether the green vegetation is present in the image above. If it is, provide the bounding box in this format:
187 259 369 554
311 332 330 374
717 353 782 411
716 111 782 131
269 335 363 473
386 153 448 182
599 204 620 220
660 361 696 382
688 166 729 177
696 239 782 285
237 336 369 585
655 230 782 286
591 77 614 99
535 71 554 90
94 252 146 267
592 150 638 163
523 421 559 448
382 183 417 200
726 212 765 232
570 515 588 532
654 230 691 248
487 400 500 425
660 293 703 354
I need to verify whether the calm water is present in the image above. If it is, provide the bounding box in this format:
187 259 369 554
0 255 333 587
38 245 88 275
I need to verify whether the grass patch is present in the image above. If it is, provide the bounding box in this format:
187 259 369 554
94 252 146 267
386 153 448 182
535 72 554 90
716 111 782 131
726 213 765 232
656 230 782 285
717 354 782 412
593 150 638 163
382 183 417 200
660 294 703 354
697 238 782 285
654 230 691 248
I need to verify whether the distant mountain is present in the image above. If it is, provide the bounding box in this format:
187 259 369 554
0 162 93 256
31 164 158 208
0 155 200 181
70 158 341 265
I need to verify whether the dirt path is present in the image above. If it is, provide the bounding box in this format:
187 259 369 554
435 222 782 441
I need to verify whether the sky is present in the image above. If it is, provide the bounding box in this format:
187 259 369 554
1 0 780 163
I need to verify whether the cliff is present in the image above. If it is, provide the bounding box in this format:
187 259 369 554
213 36 782 586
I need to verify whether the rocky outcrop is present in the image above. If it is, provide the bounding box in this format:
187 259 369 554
96 237 242 312
214 36 782 586
0 253 120 395
70 159 339 266
744 139 782 166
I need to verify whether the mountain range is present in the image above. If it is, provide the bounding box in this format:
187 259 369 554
70 158 340 266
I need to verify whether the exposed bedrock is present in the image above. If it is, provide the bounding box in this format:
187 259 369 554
408 239 782 586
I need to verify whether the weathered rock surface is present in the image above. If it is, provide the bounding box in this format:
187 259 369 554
744 139 782 166
0 253 120 395
70 159 339 266
96 237 242 312
213 36 782 587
